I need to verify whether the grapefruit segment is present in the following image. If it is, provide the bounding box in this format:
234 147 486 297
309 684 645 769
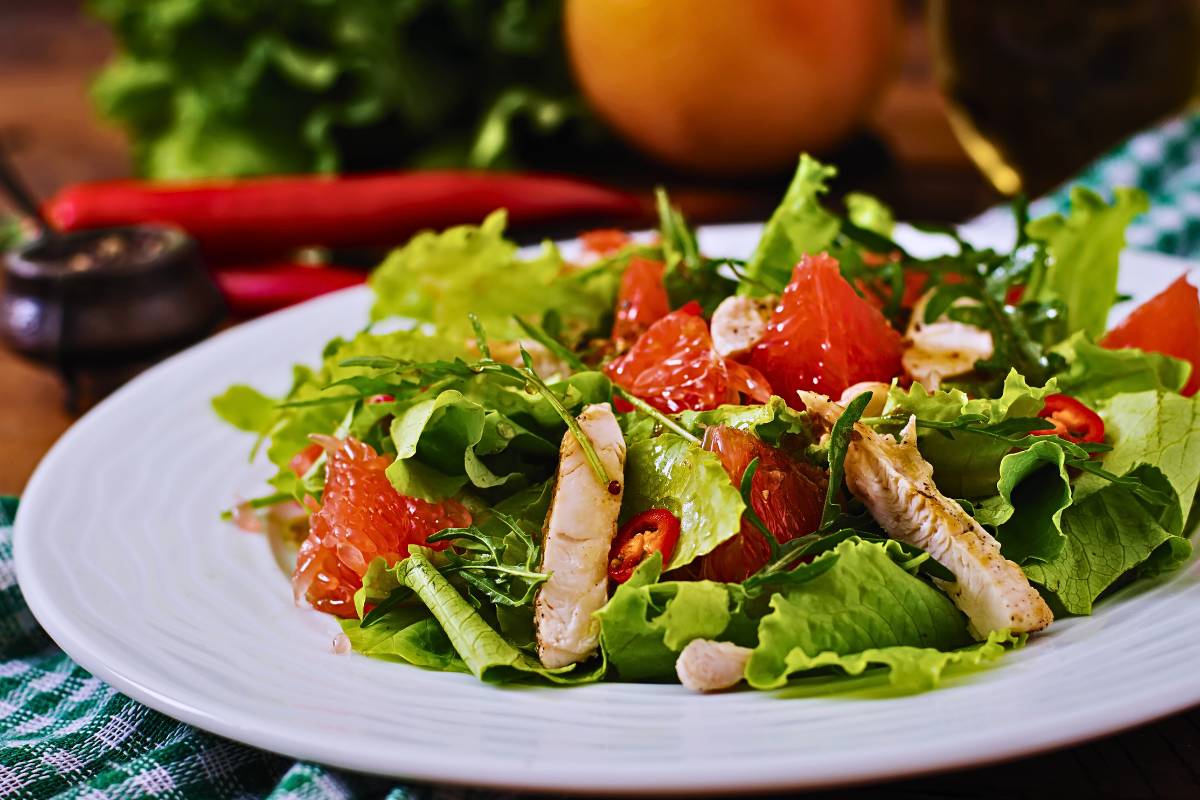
750 253 903 405
605 309 772 413
292 436 471 618
1101 275 1200 396
699 425 824 582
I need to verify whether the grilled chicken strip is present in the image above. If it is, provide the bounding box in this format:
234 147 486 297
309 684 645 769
535 403 627 668
800 391 1053 638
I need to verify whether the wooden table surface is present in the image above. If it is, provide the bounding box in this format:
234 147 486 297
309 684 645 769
3 3 1199 798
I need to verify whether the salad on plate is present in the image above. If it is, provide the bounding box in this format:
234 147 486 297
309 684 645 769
214 155 1200 694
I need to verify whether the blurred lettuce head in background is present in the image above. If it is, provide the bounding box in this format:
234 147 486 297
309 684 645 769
90 0 601 179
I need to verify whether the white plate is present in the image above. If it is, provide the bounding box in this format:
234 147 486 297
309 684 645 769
14 223 1200 795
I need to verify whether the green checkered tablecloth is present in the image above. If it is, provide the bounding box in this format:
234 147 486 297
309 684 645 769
0 499 500 799
1034 111 1200 255
5 113 1200 799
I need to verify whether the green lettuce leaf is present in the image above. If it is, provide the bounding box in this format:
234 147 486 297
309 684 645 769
621 434 745 570
882 371 1056 497
745 539 995 691
211 384 276 434
749 630 1020 694
1026 186 1149 339
393 552 601 683
385 372 611 502
212 329 461 497
369 211 618 342
677 396 813 447
1051 333 1191 404
740 155 840 295
594 554 758 681
1080 390 1200 522
91 0 596 178
845 192 895 237
1024 465 1190 615
976 440 1071 564
339 610 465 672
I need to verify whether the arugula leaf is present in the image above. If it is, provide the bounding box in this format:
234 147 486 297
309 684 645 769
976 440 1071 564
740 155 840 295
393 552 602 683
653 188 738 315
1026 187 1149 339
621 434 746 571
1024 465 1190 615
213 329 461 498
745 539 1002 691
370 211 619 342
821 392 871 528
1051 333 1191 404
1080 390 1200 522
594 554 759 681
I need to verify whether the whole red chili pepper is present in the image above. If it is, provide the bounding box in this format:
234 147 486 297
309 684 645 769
45 171 647 258
211 263 365 315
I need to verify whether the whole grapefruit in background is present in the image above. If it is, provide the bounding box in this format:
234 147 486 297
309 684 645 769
564 0 901 175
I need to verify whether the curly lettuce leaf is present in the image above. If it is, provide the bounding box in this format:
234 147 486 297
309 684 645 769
845 192 895 237
385 372 611 501
211 384 276 434
1023 465 1190 615
1026 186 1149 339
745 539 996 691
393 552 601 683
621 434 745 571
339 609 465 672
1051 333 1191 404
677 396 813 448
91 0 594 178
1079 390 1200 522
369 211 618 342
212 329 461 497
750 630 1020 694
882 370 1056 497
594 554 758 681
740 155 840 295
976 440 1071 564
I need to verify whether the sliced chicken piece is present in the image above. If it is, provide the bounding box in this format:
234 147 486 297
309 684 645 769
676 639 752 692
710 295 776 358
535 403 627 668
800 391 1053 638
903 291 994 391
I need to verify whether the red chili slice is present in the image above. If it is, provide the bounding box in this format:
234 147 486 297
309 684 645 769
1035 394 1105 444
608 508 681 584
